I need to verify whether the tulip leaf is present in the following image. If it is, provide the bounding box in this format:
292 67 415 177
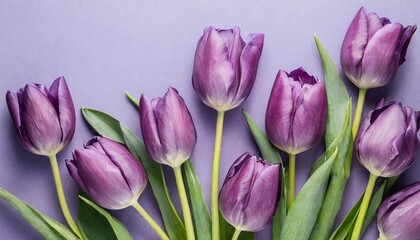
81 108 125 144
125 91 139 108
0 188 79 240
329 177 398 240
81 108 186 240
280 148 338 240
78 196 132 240
182 160 212 240
241 109 287 239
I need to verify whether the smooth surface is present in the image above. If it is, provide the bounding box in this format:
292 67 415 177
1 1 419 239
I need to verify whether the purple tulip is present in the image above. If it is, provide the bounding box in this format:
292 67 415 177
139 87 197 168
341 7 417 89
66 137 147 210
219 153 280 232
265 67 327 154
192 26 264 112
355 101 420 177
377 182 420 240
6 77 76 156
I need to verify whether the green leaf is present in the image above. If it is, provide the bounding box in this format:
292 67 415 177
81 108 125 144
0 188 79 240
125 91 139 108
241 110 286 239
280 148 338 240
81 108 186 240
182 160 211 240
78 196 132 240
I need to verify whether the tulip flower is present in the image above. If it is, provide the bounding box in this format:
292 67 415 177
340 7 417 136
6 76 75 156
265 67 327 209
219 153 280 240
351 101 420 240
192 26 264 238
139 87 196 240
377 182 420 240
5 77 80 237
67 137 169 240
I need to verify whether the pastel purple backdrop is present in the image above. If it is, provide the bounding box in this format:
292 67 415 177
1 1 419 239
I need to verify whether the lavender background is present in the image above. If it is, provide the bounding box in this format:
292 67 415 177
1 1 419 239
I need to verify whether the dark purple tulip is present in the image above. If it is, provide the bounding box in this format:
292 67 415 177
139 87 197 168
192 26 264 112
341 7 417 89
6 77 76 156
377 182 420 240
219 153 280 232
355 101 420 177
266 67 327 154
66 137 147 210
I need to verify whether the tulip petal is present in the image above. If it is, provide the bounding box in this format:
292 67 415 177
19 84 62 155
397 25 417 65
66 158 87 193
360 23 403 88
49 77 76 146
367 13 389 40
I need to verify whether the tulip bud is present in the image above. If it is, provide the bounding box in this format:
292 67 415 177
66 137 147 210
219 153 280 232
355 101 420 177
192 26 264 112
377 182 420 240
341 7 417 89
265 67 327 154
139 87 197 168
6 77 76 156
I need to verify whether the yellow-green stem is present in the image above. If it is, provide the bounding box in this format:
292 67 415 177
211 111 225 240
287 153 296 210
351 173 378 240
133 202 169 240
352 88 367 139
231 228 242 240
174 166 195 240
48 155 82 238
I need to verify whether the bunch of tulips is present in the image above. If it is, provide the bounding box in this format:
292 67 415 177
2 6 420 240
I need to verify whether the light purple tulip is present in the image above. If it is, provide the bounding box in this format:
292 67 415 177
192 26 264 111
219 153 280 232
355 101 420 177
377 182 420 240
6 77 76 156
66 137 147 210
341 7 417 89
265 67 327 154
139 87 197 168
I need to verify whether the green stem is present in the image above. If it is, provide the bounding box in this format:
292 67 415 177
288 153 296 210
174 166 195 240
351 173 378 240
211 111 225 240
48 155 82 239
133 202 169 240
231 228 242 240
352 88 367 140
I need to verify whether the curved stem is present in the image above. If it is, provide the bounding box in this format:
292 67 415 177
48 155 82 238
231 228 242 240
211 111 225 240
132 202 169 240
287 153 296 210
174 166 195 240
352 88 367 140
351 173 378 240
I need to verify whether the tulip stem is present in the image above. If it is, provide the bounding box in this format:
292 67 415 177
231 228 242 240
173 166 195 240
352 88 367 139
133 202 170 240
211 111 225 240
288 153 296 210
351 173 378 240
48 155 82 239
